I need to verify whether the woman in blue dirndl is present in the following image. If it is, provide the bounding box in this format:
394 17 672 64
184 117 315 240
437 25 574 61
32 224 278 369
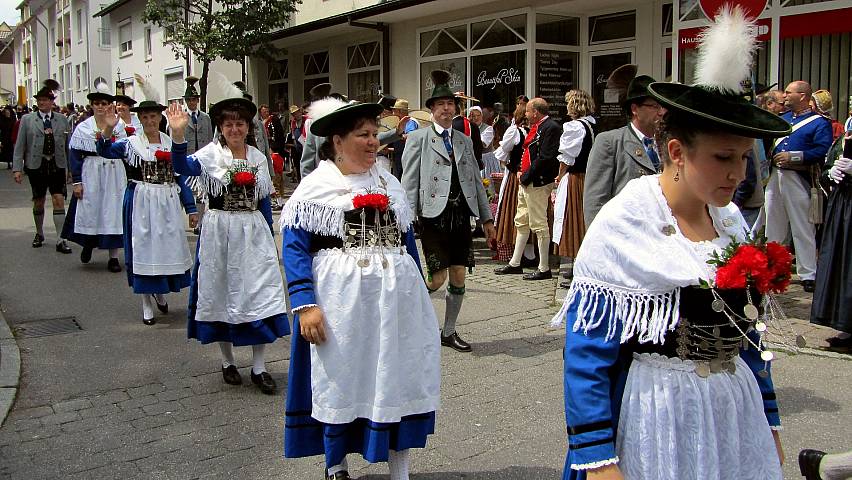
170 91 289 395
281 99 441 480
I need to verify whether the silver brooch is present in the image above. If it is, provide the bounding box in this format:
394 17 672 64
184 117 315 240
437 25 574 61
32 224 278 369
661 225 676 236
722 217 735 227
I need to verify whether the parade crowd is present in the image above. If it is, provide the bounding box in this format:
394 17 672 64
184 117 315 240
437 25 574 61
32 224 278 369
2 6 852 480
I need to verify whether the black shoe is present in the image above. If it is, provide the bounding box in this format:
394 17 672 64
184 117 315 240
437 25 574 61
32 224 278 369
802 280 815 293
440 331 472 352
192 226 201 235
798 449 825 480
32 234 44 248
107 258 122 273
55 240 72 254
523 270 552 281
152 295 168 314
826 335 852 349
559 280 571 289
250 370 277 395
80 246 93 264
520 256 539 269
561 270 573 280
494 264 523 275
221 365 242 385
326 471 351 480
143 317 156 326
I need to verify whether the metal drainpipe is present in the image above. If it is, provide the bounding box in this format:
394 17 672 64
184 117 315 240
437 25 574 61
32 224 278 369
348 18 390 96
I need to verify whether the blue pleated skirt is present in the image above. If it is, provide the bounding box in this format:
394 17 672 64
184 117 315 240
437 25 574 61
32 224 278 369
284 314 435 468
62 195 123 249
122 182 191 294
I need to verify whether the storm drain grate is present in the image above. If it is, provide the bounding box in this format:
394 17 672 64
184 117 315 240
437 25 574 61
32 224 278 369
14 316 83 338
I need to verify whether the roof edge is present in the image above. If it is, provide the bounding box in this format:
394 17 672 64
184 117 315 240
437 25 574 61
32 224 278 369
93 0 132 18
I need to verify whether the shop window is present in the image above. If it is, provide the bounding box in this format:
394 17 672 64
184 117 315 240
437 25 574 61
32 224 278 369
589 11 636 44
536 14 579 46
591 51 633 132
304 77 330 100
420 25 467 57
420 58 466 107
471 14 526 50
470 51 525 112
780 31 851 123
678 0 703 21
536 50 579 122
347 41 380 70
348 70 381 103
118 19 132 56
304 51 329 76
662 4 673 36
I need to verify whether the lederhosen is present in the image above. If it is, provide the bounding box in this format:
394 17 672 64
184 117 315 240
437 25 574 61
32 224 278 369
25 115 66 199
419 133 475 275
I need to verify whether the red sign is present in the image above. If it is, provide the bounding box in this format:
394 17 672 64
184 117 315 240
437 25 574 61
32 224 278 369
678 17 771 51
699 0 768 20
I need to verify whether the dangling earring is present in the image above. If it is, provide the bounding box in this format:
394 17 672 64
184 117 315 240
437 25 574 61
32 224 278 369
674 166 680 182
335 153 343 163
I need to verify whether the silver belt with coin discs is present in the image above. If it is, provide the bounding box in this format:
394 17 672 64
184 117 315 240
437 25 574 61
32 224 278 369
344 208 403 268
141 161 175 185
222 185 257 211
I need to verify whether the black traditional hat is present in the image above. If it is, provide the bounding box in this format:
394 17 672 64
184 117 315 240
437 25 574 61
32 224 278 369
33 79 59 100
129 74 166 113
309 83 332 101
309 98 383 137
378 94 397 111
113 80 137 106
209 79 257 120
183 76 200 98
425 70 456 109
87 79 114 103
648 6 790 138
623 75 656 106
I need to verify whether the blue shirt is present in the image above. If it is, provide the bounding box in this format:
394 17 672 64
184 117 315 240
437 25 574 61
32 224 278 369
773 111 833 166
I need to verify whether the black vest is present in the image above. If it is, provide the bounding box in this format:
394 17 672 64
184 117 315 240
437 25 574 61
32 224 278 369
41 114 55 156
506 128 527 174
566 120 596 174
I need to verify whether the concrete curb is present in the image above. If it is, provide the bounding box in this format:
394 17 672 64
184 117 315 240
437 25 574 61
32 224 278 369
0 307 21 427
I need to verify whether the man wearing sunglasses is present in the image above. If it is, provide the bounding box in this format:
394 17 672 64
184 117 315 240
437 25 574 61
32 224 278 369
583 75 665 226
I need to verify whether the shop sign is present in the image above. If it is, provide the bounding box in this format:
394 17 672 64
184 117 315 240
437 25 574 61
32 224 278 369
475 68 522 90
536 50 577 123
679 17 770 51
699 0 767 20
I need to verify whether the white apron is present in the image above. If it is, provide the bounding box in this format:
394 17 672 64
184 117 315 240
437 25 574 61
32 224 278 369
75 156 126 235
195 209 287 324
131 181 192 276
551 172 570 245
310 247 441 425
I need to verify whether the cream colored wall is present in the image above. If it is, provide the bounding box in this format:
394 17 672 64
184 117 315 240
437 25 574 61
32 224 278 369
290 0 385 25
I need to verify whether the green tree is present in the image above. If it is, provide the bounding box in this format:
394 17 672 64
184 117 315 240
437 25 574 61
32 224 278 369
143 0 300 109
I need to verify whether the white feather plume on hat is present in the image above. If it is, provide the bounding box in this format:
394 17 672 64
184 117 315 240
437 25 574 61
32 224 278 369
308 97 349 123
694 5 757 94
93 78 111 94
207 72 246 105
133 73 161 103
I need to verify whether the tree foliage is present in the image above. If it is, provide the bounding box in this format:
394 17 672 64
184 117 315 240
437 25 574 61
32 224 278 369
143 0 300 108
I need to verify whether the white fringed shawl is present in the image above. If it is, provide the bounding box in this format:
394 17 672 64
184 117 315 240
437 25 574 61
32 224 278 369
187 141 273 202
281 160 414 239
551 175 749 345
125 132 172 167
69 116 125 153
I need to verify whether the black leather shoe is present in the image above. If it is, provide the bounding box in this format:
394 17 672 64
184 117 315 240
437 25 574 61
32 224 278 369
152 295 168 314
55 240 72 254
222 365 242 385
802 280 815 293
107 258 122 272
494 264 523 275
440 331 472 352
826 335 852 351
80 246 93 264
798 449 825 480
523 270 552 280
250 370 277 395
143 317 156 326
32 234 44 248
326 471 351 480
559 281 571 289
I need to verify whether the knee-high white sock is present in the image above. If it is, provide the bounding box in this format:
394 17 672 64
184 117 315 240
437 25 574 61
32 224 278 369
327 457 349 475
251 344 266 374
508 230 531 266
52 208 66 241
141 295 154 320
536 234 551 273
108 248 119 259
821 450 852 480
218 342 235 368
388 449 410 480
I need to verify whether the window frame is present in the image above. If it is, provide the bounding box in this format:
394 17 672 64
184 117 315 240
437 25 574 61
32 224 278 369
118 18 132 57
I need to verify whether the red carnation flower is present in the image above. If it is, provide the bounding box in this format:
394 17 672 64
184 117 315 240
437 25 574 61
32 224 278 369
352 193 390 212
233 171 256 187
715 264 747 290
125 126 136 136
765 242 793 293
154 150 171 163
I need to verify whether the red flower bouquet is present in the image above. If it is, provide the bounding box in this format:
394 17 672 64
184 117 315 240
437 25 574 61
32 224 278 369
707 233 793 294
154 150 171 163
353 193 390 212
125 126 136 136
233 171 256 187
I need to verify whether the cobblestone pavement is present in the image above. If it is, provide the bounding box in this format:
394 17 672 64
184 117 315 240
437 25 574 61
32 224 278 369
0 171 849 479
